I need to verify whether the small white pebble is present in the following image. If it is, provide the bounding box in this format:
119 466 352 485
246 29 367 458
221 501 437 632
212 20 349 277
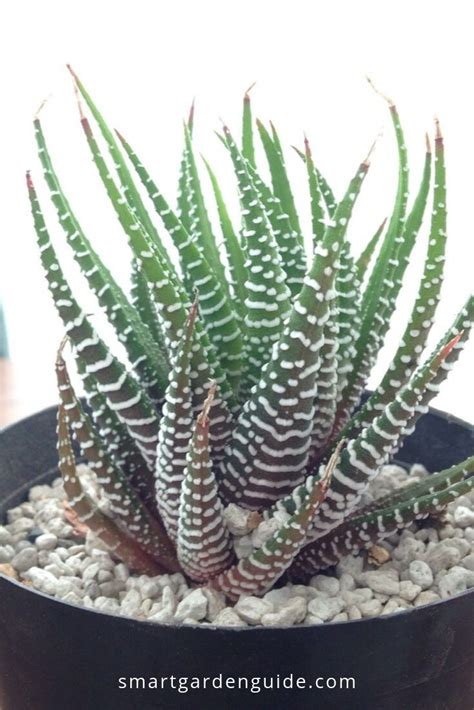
175 588 208 622
235 596 274 625
409 560 434 590
454 506 474 528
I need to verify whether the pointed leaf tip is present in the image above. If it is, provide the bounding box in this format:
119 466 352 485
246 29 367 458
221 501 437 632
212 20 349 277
363 131 382 166
366 76 395 108
199 381 217 424
187 99 195 129
244 81 256 100
441 332 463 359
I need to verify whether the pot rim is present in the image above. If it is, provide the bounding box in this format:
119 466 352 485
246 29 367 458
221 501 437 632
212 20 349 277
1 403 473 633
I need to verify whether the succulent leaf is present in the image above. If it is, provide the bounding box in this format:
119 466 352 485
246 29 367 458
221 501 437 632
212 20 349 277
335 122 431 433
242 84 256 168
34 119 168 403
29 78 473 593
117 131 244 392
177 384 235 581
57 403 165 575
222 125 292 394
56 348 179 571
28 173 161 470
155 302 197 542
202 158 248 325
210 445 337 600
293 456 474 578
257 119 304 249
219 147 372 508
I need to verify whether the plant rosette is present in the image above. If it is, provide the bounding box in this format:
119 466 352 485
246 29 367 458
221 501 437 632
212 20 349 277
0 71 473 709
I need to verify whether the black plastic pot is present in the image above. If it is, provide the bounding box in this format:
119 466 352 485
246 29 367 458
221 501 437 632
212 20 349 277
0 406 473 710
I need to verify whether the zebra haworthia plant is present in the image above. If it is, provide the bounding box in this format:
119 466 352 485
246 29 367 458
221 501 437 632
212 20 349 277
28 68 474 602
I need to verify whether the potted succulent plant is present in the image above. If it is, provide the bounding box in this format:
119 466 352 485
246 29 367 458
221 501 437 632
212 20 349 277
0 69 473 709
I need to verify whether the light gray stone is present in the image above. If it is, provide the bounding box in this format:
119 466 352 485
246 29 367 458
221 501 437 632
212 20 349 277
263 586 292 606
175 588 208 622
347 605 362 620
261 597 307 627
439 538 471 558
362 570 400 596
0 545 14 563
414 590 440 607
12 546 38 572
235 596 274 624
223 504 258 536
398 580 421 602
336 554 364 579
358 599 383 617
454 506 474 528
35 533 58 551
438 566 474 599
0 526 12 545
426 545 462 574
24 567 58 595
203 588 226 621
409 560 434 589
307 596 344 622
462 553 474 572
310 574 340 597
251 518 280 548
213 608 247 626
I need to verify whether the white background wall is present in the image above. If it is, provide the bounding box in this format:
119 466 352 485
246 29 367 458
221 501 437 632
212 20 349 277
0 0 473 421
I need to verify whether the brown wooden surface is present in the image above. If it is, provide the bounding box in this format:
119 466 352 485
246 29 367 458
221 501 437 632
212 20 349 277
0 358 57 428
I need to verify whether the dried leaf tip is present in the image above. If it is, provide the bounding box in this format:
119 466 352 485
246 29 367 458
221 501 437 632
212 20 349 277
321 439 345 488
425 133 432 153
25 171 34 191
198 382 217 425
73 81 86 122
434 116 443 143
55 336 70 366
366 76 395 109
66 64 78 82
34 96 50 121
363 129 383 167
244 81 256 101
188 294 199 329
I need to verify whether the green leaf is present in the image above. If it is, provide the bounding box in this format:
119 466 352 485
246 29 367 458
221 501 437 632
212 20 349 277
202 157 248 325
67 66 175 273
257 120 304 247
34 119 169 403
354 218 386 284
177 384 234 581
222 125 292 395
210 449 335 600
336 116 430 433
56 348 179 571
293 457 474 577
219 146 372 508
28 173 161 469
117 131 244 393
57 403 165 575
242 84 256 167
155 302 197 543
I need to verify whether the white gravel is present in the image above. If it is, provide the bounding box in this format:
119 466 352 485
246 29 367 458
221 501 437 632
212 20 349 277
0 462 473 627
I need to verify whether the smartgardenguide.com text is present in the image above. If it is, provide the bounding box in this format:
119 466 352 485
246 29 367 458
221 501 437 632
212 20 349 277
118 674 356 693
